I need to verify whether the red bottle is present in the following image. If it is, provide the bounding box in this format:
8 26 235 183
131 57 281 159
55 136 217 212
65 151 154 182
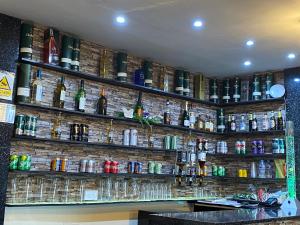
104 160 111 173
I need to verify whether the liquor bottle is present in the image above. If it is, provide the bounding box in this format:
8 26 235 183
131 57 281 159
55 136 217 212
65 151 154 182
100 49 110 78
116 51 128 82
197 116 205 131
158 66 169 92
134 92 144 118
262 113 269 131
51 112 62 139
217 108 225 133
269 111 276 130
182 101 190 127
194 74 205 100
174 70 184 95
232 77 241 102
107 119 114 144
266 72 273 99
19 22 33 59
183 71 190 96
261 75 267 100
75 80 86 112
163 100 171 125
230 115 236 132
239 115 246 131
209 117 214 132
31 69 43 104
60 35 74 69
205 116 210 132
252 74 261 100
97 88 107 115
53 76 66 108
17 64 32 103
250 113 258 132
44 28 59 65
143 60 153 88
277 110 284 130
222 79 230 103
227 115 232 132
209 79 219 103
147 128 154 148
71 38 81 71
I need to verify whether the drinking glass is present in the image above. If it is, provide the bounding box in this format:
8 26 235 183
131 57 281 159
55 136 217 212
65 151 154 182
64 179 70 203
38 178 45 202
10 177 17 204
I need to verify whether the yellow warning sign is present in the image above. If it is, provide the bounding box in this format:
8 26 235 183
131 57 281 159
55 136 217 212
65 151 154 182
0 70 15 100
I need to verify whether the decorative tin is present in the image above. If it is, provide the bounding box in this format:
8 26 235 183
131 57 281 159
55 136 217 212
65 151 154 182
19 22 33 59
222 79 230 103
60 35 74 69
266 72 273 99
15 114 25 135
116 51 128 82
194 74 205 100
183 71 190 96
143 60 153 87
174 70 184 95
217 108 225 133
252 74 261 100
71 38 81 71
17 63 32 103
209 79 219 103
232 77 241 102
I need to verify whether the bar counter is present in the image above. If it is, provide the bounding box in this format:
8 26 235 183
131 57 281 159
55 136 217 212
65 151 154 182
147 207 300 225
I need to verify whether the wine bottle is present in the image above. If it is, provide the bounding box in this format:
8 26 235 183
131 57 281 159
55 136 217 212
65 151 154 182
232 77 241 102
51 112 62 139
182 101 190 127
60 35 74 69
143 60 153 88
269 111 276 130
183 71 190 96
252 74 261 100
53 76 66 108
44 28 59 65
239 115 246 131
75 80 86 112
227 114 232 132
262 113 269 131
100 49 110 78
251 113 258 131
277 110 284 130
134 92 144 118
266 72 273 99
230 115 236 132
209 79 219 103
174 70 184 95
31 69 43 104
163 100 171 125
97 88 107 115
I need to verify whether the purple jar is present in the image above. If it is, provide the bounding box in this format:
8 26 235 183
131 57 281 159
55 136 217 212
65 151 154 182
257 140 264 154
252 140 258 154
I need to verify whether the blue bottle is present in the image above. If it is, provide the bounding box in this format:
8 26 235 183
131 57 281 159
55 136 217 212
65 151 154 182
134 68 145 86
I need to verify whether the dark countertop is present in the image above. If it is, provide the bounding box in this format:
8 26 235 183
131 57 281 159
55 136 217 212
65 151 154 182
148 208 300 225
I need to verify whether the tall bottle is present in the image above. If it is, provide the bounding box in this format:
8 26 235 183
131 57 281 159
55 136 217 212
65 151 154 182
134 92 144 118
252 74 261 100
107 119 114 144
222 79 231 103
209 79 219 103
75 80 86 112
249 113 258 132
269 111 276 130
232 77 241 102
100 49 110 78
31 69 43 104
158 66 169 92
227 114 232 132
53 76 66 108
97 88 107 115
163 100 171 125
44 28 59 65
182 101 190 127
239 115 246 131
277 110 284 130
262 113 269 131
217 108 225 133
51 112 62 139
230 115 236 132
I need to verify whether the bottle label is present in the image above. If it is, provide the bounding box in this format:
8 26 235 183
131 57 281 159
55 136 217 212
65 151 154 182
233 94 241 99
270 120 276 129
20 47 33 53
79 97 86 110
252 121 257 130
145 79 153 84
222 96 230 100
117 72 127 77
190 153 196 162
35 85 43 102
17 87 30 97
61 58 72 63
184 119 190 127
176 87 183 91
183 88 190 93
231 123 236 131
266 91 270 95
210 95 219 99
252 91 261 96
60 90 66 101
217 125 225 129
71 60 80 66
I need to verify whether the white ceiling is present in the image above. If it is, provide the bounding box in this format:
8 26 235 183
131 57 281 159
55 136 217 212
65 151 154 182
1 0 300 77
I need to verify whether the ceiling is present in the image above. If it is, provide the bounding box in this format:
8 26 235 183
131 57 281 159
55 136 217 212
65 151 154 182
1 0 300 77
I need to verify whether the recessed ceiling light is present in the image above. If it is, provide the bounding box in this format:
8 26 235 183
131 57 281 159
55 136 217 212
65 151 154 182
116 16 126 24
243 60 251 66
193 20 203 28
246 40 254 46
294 78 300 82
287 53 296 59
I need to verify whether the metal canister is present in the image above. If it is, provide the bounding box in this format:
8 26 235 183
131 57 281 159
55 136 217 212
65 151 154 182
164 136 171 150
9 155 19 170
148 161 155 174
79 159 88 172
123 129 130 146
279 139 285 154
18 155 29 171
51 158 61 171
86 160 96 173
134 162 142 174
24 115 32 136
60 158 69 172
128 161 135 174
154 163 162 174
257 140 264 154
212 165 218 176
15 115 25 135
104 160 111 173
25 155 31 170
71 124 80 141
110 161 119 174
251 140 258 154
240 141 246 154
217 166 223 176
80 124 89 142
170 136 177 150
242 169 248 178
235 141 241 154
130 129 138 146
272 138 280 154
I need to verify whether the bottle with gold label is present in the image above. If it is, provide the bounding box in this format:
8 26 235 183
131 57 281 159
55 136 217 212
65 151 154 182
134 91 144 118
158 66 169 92
97 88 107 115
51 112 62 139
100 49 110 78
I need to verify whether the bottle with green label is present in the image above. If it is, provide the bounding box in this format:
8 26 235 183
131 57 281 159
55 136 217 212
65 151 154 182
19 22 33 59
17 63 32 103
232 77 241 102
116 52 128 82
60 35 74 69
143 60 153 87
217 108 225 133
209 79 219 103
222 79 230 103
183 71 190 96
174 70 184 95
75 80 86 112
266 72 273 99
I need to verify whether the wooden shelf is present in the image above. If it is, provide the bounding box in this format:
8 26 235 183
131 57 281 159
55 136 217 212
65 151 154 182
12 136 176 154
19 58 285 108
207 153 286 159
225 130 285 136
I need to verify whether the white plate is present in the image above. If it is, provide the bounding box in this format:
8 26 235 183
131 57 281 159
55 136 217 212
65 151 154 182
270 84 285 98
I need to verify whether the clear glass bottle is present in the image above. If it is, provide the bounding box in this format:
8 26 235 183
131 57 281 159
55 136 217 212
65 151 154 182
239 115 246 131
53 76 66 108
31 69 43 104
262 113 269 131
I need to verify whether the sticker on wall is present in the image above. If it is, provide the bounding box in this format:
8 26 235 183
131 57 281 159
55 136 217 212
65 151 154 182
0 103 16 124
0 70 15 100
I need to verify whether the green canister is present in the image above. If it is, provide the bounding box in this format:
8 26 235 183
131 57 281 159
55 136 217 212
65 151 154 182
24 115 37 137
174 70 184 95
170 136 177 150
217 108 225 133
212 165 218 176
116 51 128 82
154 163 162 174
164 136 171 149
19 22 33 59
148 161 155 174
60 35 74 69
232 77 241 102
266 72 273 99
222 79 230 103
9 155 19 170
209 79 219 103
183 71 190 96
16 63 32 103
15 114 25 135
252 74 261 100
143 60 153 87
71 38 81 71
18 155 30 171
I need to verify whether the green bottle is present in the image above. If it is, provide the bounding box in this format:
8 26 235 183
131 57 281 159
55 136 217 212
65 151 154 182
134 91 144 118
75 80 86 112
